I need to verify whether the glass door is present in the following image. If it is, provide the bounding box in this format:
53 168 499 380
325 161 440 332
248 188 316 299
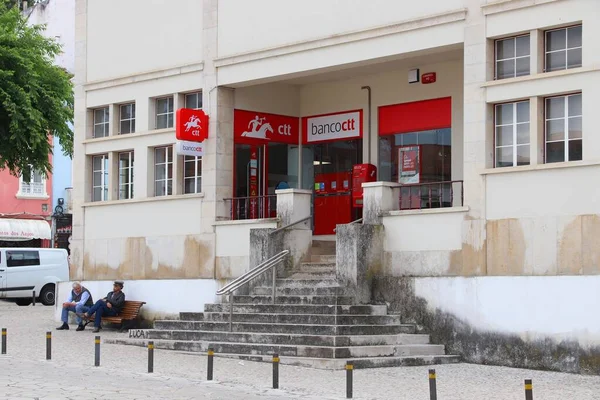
234 144 266 219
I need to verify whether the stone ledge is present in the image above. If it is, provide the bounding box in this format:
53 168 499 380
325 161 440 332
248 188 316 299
82 128 174 145
384 206 469 217
480 160 600 176
82 193 204 208
481 65 599 89
482 0 563 15
213 218 279 227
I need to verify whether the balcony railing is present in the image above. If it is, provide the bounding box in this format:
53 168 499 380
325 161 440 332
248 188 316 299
399 180 463 210
224 195 277 221
19 182 46 196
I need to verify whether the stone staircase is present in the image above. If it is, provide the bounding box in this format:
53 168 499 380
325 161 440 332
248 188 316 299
107 239 460 369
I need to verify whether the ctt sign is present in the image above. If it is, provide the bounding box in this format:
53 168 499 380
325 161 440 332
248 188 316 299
176 108 209 143
176 140 204 157
303 110 362 144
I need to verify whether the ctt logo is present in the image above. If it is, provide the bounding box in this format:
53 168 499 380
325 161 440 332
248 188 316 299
242 115 292 140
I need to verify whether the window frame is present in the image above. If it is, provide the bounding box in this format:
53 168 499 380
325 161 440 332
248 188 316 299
92 106 110 138
18 165 46 197
184 92 203 110
493 100 531 168
183 155 202 194
544 92 582 163
118 151 135 200
92 154 109 202
119 103 136 134
154 146 173 197
155 96 174 129
494 34 531 80
544 24 583 72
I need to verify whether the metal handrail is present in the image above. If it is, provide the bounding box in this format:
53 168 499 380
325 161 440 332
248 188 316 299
333 217 363 232
216 249 289 331
270 215 312 235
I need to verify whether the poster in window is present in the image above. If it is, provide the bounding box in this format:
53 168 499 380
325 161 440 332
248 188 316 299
398 145 420 184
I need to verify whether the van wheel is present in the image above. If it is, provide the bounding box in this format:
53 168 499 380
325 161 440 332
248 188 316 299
40 285 55 306
15 298 32 306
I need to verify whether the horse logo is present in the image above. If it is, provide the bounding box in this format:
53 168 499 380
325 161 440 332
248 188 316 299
184 115 203 132
241 116 273 140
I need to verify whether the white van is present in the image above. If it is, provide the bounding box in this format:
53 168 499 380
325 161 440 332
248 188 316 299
0 248 69 306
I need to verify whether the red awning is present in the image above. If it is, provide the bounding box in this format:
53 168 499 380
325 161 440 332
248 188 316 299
0 219 51 241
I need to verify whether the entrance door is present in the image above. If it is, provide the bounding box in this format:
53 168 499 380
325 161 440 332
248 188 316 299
234 144 267 219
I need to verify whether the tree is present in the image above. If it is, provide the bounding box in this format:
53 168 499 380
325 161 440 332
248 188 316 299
0 2 73 177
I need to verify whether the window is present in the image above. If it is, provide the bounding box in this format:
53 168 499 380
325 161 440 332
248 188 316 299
545 93 582 163
184 156 202 194
118 151 134 200
545 25 582 72
93 107 109 138
92 154 109 201
185 92 202 110
154 146 173 196
495 101 530 168
495 35 530 79
156 97 174 129
119 103 136 134
7 250 40 267
19 165 46 196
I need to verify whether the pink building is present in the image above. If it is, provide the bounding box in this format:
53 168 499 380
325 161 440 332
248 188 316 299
0 157 53 248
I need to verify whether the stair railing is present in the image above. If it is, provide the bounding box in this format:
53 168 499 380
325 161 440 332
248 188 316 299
216 250 290 332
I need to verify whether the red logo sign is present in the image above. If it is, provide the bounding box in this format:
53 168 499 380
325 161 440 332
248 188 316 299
176 108 209 142
234 110 299 145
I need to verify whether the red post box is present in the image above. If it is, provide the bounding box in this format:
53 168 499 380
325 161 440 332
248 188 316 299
352 164 377 208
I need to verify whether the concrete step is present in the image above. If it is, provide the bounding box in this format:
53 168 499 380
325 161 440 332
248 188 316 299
203 303 387 315
232 295 354 305
298 262 336 273
310 254 336 263
251 286 349 296
309 240 336 256
197 312 403 325
108 338 445 359
275 279 340 287
153 320 419 336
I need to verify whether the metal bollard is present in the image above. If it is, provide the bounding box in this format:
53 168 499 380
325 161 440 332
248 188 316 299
148 341 154 373
1 328 6 354
94 336 101 367
346 361 353 399
429 369 437 400
46 331 51 360
32 291 36 306
272 353 280 389
525 379 533 400
207 348 214 381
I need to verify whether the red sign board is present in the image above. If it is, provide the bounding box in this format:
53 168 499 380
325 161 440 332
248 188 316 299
378 97 451 136
234 110 299 145
176 108 209 142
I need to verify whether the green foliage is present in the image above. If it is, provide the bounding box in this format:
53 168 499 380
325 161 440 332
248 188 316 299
0 2 73 177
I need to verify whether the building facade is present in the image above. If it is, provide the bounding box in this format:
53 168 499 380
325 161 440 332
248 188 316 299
71 0 600 372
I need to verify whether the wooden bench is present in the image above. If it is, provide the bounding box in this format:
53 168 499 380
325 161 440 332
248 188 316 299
83 300 146 332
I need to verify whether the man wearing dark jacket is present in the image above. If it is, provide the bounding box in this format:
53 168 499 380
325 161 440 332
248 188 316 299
83 280 126 333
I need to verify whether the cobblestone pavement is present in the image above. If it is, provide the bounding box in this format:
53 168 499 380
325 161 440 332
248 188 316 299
2 301 600 399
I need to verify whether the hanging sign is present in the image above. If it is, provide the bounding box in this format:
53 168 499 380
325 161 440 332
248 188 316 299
176 140 204 157
176 108 209 142
398 146 420 184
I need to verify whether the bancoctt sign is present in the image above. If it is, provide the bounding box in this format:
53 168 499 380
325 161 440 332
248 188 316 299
176 140 204 157
304 110 362 144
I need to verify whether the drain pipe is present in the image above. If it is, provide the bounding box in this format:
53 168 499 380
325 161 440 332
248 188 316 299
361 86 372 165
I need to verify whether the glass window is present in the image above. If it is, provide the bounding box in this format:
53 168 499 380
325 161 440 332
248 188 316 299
19 164 46 196
119 103 136 134
545 93 582 163
185 92 202 110
545 25 582 72
92 154 109 201
118 151 134 200
156 97 174 129
184 155 202 194
7 250 40 267
93 107 109 138
495 101 530 168
495 35 530 79
154 146 173 196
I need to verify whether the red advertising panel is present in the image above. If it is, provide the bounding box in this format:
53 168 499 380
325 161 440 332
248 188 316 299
351 164 377 208
176 108 209 142
302 109 363 144
249 146 259 219
378 97 451 136
234 110 299 145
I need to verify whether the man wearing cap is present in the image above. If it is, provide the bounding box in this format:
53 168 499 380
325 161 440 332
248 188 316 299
56 282 94 331
83 280 126 333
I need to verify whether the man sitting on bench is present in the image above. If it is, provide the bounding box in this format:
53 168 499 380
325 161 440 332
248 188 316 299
83 280 126 333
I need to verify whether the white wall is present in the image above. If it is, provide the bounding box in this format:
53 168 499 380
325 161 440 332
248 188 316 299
55 279 218 321
415 276 600 346
234 83 300 116
87 0 203 82
218 0 465 57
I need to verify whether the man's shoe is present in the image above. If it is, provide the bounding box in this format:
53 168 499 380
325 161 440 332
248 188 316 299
76 324 85 331
92 327 101 333
56 323 69 330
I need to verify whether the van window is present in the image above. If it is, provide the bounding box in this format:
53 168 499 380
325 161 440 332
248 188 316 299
7 251 40 267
